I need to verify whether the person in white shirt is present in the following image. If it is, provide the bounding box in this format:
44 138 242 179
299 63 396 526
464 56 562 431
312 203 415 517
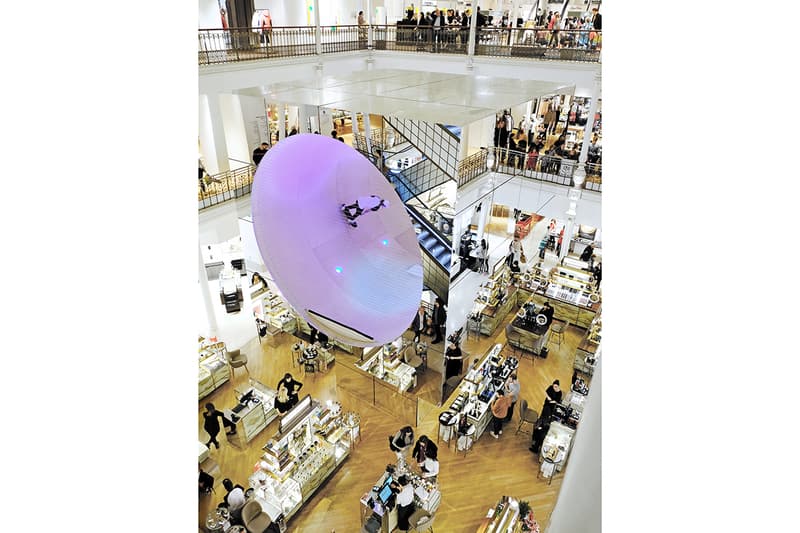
391 475 416 530
421 452 439 479
222 478 246 521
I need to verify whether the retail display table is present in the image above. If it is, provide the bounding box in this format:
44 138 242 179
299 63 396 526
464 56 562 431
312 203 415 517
223 380 279 447
198 341 230 400
439 344 518 445
359 462 441 533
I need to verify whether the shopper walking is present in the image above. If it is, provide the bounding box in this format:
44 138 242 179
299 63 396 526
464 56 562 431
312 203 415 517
411 305 428 343
358 10 367 41
431 297 447 343
203 402 235 450
504 374 521 422
252 142 269 166
277 373 303 409
260 9 273 46
489 389 513 438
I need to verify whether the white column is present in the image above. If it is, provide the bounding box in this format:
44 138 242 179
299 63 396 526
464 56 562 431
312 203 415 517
367 0 373 49
201 93 230 174
351 111 359 135
363 111 373 154
560 202 576 261
546 361 601 533
578 72 602 164
199 246 219 341
467 6 478 60
313 0 322 55
280 103 288 139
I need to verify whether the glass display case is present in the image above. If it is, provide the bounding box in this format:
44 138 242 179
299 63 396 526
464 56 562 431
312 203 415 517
198 339 230 400
249 395 351 523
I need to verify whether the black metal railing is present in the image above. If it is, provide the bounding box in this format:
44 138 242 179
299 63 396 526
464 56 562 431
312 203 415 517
490 148 602 191
475 27 601 62
373 24 468 55
198 25 600 65
320 25 367 53
457 149 489 188
198 164 255 210
198 26 317 64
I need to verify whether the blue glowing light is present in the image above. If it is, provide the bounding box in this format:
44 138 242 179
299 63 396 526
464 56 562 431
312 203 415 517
382 239 389 246
335 266 343 273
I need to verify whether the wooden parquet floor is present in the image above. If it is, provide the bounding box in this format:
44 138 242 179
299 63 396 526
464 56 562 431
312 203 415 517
199 309 585 532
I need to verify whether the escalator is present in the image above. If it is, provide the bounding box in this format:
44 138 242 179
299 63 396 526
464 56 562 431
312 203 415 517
407 203 451 272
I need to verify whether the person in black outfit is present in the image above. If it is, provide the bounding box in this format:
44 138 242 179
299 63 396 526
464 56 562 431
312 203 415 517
528 415 551 453
411 305 428 343
431 297 447 343
444 340 464 380
541 301 555 327
580 244 594 262
199 466 215 495
277 373 303 409
203 402 236 449
412 435 438 467
593 261 602 288
591 8 602 30
252 142 269 166
542 380 563 416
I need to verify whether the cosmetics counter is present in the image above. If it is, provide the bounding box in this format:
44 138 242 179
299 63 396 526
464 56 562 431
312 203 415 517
356 343 417 392
250 282 296 337
439 344 519 444
515 262 600 330
476 496 540 533
294 315 364 358
539 421 575 476
198 339 231 400
222 380 279 447
507 298 552 356
359 461 442 533
471 265 517 337
248 395 351 523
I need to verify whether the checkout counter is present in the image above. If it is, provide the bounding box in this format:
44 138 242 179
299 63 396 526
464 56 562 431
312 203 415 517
438 344 519 445
359 462 441 532
222 380 279 448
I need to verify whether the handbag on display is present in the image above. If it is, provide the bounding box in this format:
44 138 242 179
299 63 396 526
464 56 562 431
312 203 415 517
520 251 527 263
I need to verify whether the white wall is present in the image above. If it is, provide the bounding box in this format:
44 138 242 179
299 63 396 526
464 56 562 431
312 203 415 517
219 94 252 167
199 0 220 28
546 360 601 533
254 0 309 26
238 95 268 155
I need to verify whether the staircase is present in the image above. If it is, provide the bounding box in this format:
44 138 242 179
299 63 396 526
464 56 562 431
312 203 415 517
407 204 451 271
383 117 460 195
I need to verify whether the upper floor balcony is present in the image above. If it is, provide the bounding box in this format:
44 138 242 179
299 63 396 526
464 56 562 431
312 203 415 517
198 25 601 67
